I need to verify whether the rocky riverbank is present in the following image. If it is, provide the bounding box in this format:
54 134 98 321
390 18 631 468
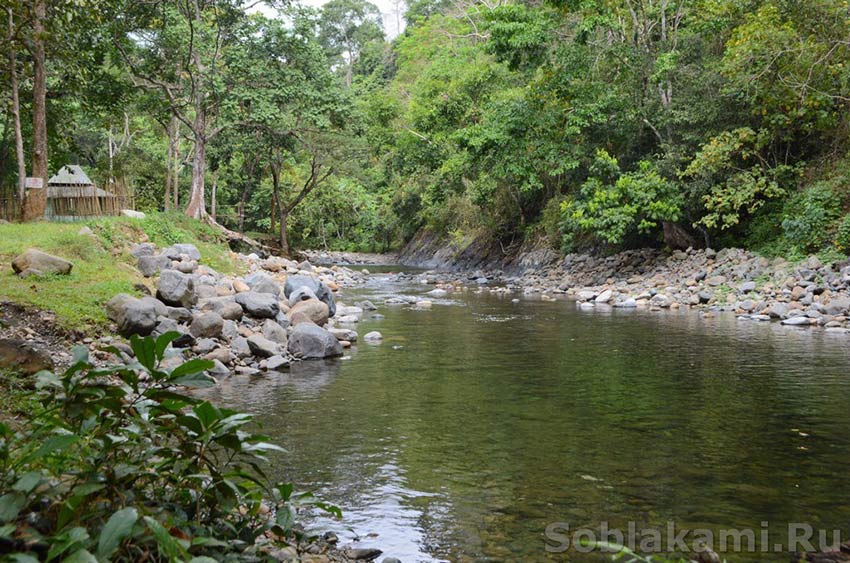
401 243 850 332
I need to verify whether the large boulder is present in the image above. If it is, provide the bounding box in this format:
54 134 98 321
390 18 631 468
0 339 53 375
156 270 196 308
284 275 336 317
261 319 288 345
244 273 281 297
247 334 281 358
287 323 343 360
162 243 201 261
106 294 161 337
234 291 279 319
138 254 170 277
198 297 244 321
287 298 329 327
11 249 73 277
189 312 224 338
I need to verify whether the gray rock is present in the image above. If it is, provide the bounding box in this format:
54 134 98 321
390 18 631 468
262 319 288 345
576 290 596 302
162 243 201 261
138 254 170 277
614 298 637 308
768 303 789 319
232 336 251 358
130 243 156 258
195 284 217 300
189 312 224 338
355 300 378 311
247 334 281 358
364 331 383 342
287 298 330 326
235 292 280 319
825 296 850 316
288 286 317 307
650 294 673 308
329 328 358 342
152 317 194 347
595 289 613 304
199 297 244 321
287 323 344 359
698 290 713 304
165 306 194 323
344 548 382 561
156 270 196 308
193 338 219 354
740 281 757 293
782 316 813 326
265 355 290 371
284 274 336 317
706 275 726 287
221 320 238 341
208 359 230 378
11 249 73 276
244 272 281 297
106 294 158 337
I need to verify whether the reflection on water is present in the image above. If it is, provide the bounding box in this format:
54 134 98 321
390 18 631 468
200 273 850 562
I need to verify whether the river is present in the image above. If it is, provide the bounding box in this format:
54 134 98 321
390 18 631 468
200 268 850 562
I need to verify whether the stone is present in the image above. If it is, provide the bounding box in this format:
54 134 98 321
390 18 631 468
247 335 281 358
0 339 53 375
121 209 145 219
199 297 244 321
284 274 336 317
740 281 757 293
233 279 250 293
426 288 448 297
649 294 673 308
137 254 170 277
698 290 713 304
576 290 596 302
355 300 378 311
162 243 201 261
287 298 330 327
175 260 197 274
208 359 230 378
235 292 280 319
11 249 73 276
106 294 159 337
364 331 383 342
289 286 318 307
203 347 231 364
382 559 402 563
768 303 789 319
189 312 224 338
791 286 807 301
782 316 813 326
232 336 251 358
706 275 726 287
156 270 196 308
152 317 194 348
130 243 156 258
193 338 218 354
265 355 290 371
287 323 344 359
614 298 637 308
244 272 281 297
826 296 850 316
262 319 288 345
595 289 613 304
343 548 383 561
329 328 358 342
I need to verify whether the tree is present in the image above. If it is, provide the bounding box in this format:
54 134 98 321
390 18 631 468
318 0 385 87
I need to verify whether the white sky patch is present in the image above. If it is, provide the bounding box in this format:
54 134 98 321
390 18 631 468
249 0 406 39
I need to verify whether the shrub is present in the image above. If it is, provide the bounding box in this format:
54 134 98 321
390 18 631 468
835 214 850 254
780 182 842 253
0 333 338 561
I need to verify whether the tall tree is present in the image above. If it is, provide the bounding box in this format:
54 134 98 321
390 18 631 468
318 0 385 87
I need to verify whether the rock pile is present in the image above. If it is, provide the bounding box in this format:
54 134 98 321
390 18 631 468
106 243 371 380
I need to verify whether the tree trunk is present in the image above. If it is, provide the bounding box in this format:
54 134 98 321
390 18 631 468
173 132 181 209
24 0 47 221
184 39 207 219
270 165 289 255
7 8 25 205
210 169 218 222
279 208 289 256
164 116 177 210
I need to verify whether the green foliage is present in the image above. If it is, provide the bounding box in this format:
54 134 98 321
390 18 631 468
835 215 850 254
780 183 842 254
561 152 682 249
0 334 338 561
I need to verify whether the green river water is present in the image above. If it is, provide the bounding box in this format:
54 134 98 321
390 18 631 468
201 270 850 562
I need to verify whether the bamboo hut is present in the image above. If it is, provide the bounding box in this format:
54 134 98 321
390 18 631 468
46 165 121 221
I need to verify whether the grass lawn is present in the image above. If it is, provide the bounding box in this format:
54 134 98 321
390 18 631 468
0 213 242 332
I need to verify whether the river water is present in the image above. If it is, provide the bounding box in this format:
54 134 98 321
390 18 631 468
201 270 850 562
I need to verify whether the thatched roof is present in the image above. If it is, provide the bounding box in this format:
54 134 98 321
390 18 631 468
47 165 115 198
48 165 95 186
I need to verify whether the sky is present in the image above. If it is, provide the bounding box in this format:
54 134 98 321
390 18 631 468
253 0 407 39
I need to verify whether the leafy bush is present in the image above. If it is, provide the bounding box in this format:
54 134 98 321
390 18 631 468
561 152 681 250
780 182 842 253
835 214 850 254
0 333 338 561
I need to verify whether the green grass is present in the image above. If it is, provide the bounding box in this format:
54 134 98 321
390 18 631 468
0 369 41 428
0 213 242 332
